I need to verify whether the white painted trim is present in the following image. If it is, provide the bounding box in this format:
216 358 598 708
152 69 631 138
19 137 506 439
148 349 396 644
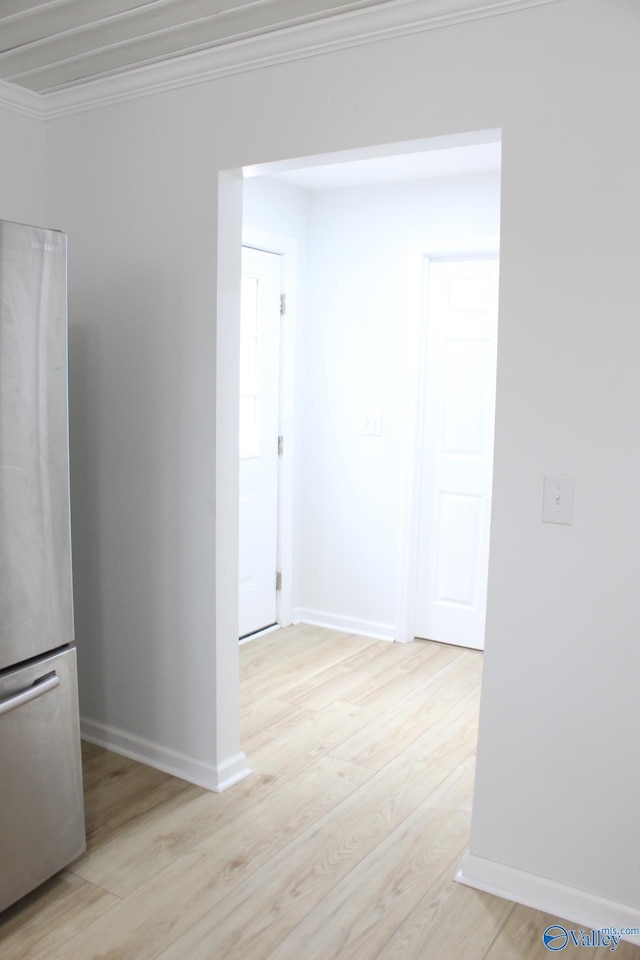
456 853 640 946
33 0 560 119
0 79 43 120
215 169 246 787
292 607 396 642
213 751 253 792
242 225 298 630
395 248 431 644
80 717 251 793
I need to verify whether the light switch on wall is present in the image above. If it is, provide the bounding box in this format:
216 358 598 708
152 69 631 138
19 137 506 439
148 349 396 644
362 413 383 436
542 475 575 525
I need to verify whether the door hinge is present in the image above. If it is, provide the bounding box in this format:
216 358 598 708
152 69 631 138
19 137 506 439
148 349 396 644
276 571 282 591
280 293 286 316
277 435 284 457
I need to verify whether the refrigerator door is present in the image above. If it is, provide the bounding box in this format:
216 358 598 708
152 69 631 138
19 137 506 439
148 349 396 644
0 646 85 911
0 221 73 672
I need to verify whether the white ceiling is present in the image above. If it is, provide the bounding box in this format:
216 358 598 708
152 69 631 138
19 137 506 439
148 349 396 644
0 0 391 94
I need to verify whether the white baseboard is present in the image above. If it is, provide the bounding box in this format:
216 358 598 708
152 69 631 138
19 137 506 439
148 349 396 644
80 717 251 793
292 607 396 642
456 853 640 946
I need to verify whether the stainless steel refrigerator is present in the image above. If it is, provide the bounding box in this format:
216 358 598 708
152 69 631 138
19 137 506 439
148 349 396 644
0 219 85 912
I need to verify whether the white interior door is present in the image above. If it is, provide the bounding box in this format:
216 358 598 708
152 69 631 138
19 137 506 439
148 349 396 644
238 246 282 639
414 256 499 650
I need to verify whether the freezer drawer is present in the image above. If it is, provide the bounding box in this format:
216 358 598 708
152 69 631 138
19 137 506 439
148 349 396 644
0 646 85 912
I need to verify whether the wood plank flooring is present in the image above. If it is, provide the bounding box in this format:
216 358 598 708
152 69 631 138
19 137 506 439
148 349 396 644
1 623 638 960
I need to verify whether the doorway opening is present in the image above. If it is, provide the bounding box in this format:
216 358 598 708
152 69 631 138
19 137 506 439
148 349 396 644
216 129 502 775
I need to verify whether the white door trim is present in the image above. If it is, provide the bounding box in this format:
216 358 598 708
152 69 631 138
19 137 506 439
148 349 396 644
395 243 500 644
213 169 250 788
241 225 298 629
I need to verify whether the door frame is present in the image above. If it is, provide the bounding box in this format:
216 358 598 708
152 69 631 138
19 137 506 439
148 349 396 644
214 135 500 788
210 181 299 789
395 243 500 645
241 225 298 630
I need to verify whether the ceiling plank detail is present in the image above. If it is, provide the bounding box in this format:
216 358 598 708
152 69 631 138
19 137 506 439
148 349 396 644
0 0 563 117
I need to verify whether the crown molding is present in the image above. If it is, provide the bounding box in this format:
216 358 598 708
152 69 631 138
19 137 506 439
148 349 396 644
3 0 561 121
0 79 44 121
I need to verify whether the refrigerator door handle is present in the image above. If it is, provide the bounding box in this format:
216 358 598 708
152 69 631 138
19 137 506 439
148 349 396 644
0 672 60 717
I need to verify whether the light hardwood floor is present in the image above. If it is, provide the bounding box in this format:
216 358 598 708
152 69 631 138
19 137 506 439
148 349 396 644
2 624 638 960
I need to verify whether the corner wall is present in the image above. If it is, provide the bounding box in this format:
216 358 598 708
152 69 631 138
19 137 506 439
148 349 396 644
46 100 242 787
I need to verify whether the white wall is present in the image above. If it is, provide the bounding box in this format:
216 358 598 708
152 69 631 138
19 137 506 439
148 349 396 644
0 103 46 226
45 102 237 786
243 175 310 246
39 0 640 919
295 173 500 637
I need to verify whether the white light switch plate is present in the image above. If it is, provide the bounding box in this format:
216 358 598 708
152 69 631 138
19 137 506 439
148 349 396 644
542 475 575 525
362 413 383 436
